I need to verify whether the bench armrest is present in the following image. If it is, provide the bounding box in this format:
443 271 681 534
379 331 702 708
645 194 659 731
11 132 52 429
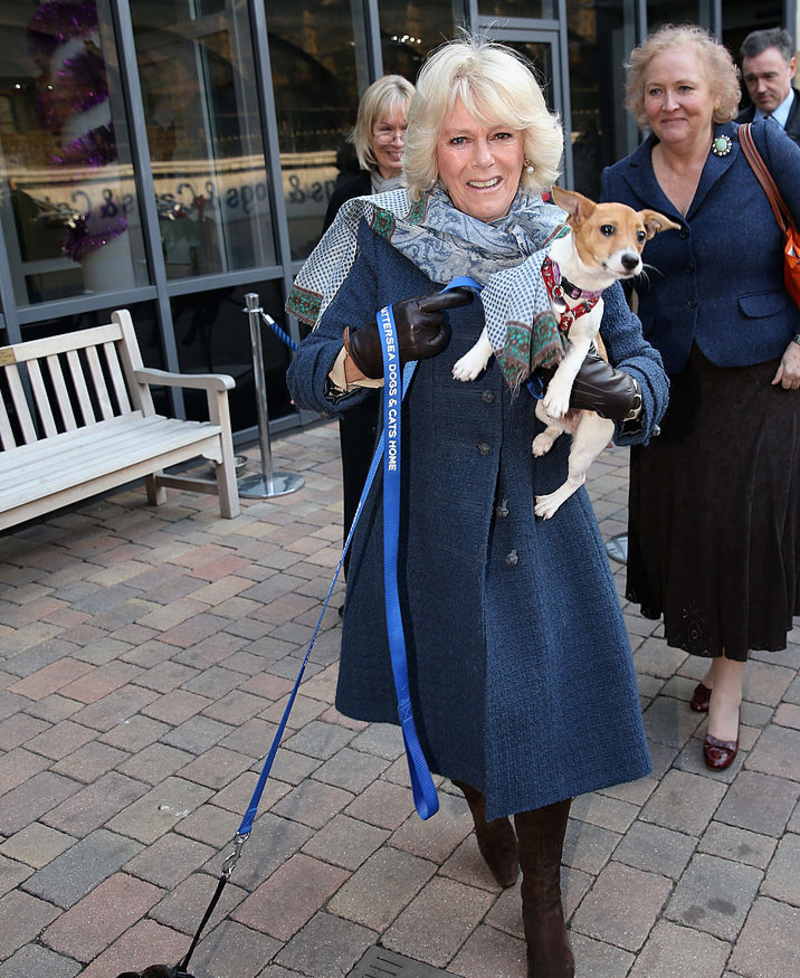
134 367 235 392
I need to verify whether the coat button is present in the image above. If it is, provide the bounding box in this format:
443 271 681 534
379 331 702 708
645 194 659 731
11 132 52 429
688 296 698 308
477 442 490 456
684 263 694 273
505 550 519 566
679 228 689 239
482 390 495 404
496 499 509 518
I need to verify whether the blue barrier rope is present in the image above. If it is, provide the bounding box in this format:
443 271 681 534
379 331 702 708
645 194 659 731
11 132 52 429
262 311 298 351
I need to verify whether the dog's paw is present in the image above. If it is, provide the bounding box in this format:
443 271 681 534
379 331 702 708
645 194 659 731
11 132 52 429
452 352 487 382
532 433 556 457
542 384 571 419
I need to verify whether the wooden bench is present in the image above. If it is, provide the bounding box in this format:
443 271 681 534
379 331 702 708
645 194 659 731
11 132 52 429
0 308 240 530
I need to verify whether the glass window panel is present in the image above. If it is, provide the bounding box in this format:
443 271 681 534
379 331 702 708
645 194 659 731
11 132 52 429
567 0 634 199
378 2 455 79
131 0 277 279
172 280 295 430
477 2 552 18
0 0 148 306
265 2 361 261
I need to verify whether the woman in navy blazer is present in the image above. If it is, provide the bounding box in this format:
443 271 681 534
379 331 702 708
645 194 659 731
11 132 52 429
602 24 800 770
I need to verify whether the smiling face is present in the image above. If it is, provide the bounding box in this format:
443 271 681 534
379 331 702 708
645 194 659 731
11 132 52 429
435 98 525 222
370 105 409 179
643 47 717 151
742 46 796 115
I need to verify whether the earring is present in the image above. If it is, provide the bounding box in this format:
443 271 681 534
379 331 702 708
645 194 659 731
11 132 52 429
524 157 535 174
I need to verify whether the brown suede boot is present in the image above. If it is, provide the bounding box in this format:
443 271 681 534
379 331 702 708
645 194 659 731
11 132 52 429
515 800 575 978
453 779 519 888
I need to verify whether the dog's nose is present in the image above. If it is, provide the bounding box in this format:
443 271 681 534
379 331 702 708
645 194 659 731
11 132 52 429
621 253 640 272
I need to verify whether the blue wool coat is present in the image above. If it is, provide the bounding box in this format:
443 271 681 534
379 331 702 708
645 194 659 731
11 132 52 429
601 121 800 375
287 221 670 819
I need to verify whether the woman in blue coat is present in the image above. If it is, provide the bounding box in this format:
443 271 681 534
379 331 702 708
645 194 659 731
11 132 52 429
287 37 668 978
601 25 800 772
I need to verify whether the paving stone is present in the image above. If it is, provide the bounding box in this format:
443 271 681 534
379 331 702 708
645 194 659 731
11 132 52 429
613 820 697 879
760 832 800 905
570 791 640 834
0 771 83 835
105 777 214 844
311 746 390 794
194 918 282 978
216 811 315 893
75 917 191 978
301 814 389 871
329 846 436 931
628 919 730 978
640 769 727 835
40 872 163 962
21 828 143 909
0 712 50 749
115 742 194 784
698 822 777 870
570 862 673 952
0 889 61 958
0 745 51 793
173 802 242 848
449 922 526 978
0 822 75 868
0 851 33 895
389 792 472 864
282 719 356 760
160 714 235 754
271 778 354 829
745 724 800 782
0 943 82 978
124 832 217 888
348 723 407 761
383 877 494 968
70 685 160 733
218 716 281 760
713 770 800 837
51 740 129 783
274 910 376 978
728 897 800 978
345 781 415 831
42 771 150 836
177 745 255 790
663 852 762 940
150 871 248 934
232 852 349 940
568 932 634 978
562 818 621 875
99 714 171 751
439 835 508 893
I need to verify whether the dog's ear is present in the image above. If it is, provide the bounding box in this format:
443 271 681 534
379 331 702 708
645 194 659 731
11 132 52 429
639 209 681 239
551 186 596 226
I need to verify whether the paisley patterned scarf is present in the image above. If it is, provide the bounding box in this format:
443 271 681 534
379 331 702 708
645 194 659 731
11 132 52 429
286 186 567 386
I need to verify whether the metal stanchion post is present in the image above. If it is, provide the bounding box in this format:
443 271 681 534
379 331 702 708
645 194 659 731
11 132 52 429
238 292 305 499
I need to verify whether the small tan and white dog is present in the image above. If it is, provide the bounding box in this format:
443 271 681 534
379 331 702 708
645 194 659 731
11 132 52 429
452 185 678 518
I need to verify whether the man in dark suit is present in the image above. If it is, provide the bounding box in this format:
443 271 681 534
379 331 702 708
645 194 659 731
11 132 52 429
737 27 800 145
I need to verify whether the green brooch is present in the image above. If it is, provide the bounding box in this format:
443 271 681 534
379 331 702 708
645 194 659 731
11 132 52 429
710 134 732 157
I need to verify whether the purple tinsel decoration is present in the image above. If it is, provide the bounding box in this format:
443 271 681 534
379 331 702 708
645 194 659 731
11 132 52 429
62 209 128 262
52 123 117 168
37 50 108 130
27 1 98 59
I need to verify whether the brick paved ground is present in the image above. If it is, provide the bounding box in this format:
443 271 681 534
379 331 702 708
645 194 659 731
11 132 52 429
0 420 798 978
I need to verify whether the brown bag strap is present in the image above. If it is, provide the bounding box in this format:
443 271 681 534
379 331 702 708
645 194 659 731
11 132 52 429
738 123 793 234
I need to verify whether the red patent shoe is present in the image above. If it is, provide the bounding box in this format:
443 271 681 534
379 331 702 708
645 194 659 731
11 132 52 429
703 733 738 770
689 682 711 712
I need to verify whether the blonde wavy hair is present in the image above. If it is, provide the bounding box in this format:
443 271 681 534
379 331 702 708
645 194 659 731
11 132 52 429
403 35 563 201
351 75 415 172
625 24 741 130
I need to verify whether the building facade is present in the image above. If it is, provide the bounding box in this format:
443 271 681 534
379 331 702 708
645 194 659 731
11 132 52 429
1 1 797 441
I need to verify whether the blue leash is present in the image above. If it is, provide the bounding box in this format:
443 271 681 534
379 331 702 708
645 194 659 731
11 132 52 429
176 277 480 972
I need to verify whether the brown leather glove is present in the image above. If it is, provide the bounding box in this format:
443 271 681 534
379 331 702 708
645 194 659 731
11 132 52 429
347 289 472 379
537 349 642 421
569 349 642 420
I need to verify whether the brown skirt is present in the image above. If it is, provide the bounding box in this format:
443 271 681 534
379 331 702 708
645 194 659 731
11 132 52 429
627 344 800 660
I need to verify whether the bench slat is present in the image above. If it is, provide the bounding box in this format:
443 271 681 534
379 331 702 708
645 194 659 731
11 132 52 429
5 364 37 445
86 345 115 420
49 353 79 429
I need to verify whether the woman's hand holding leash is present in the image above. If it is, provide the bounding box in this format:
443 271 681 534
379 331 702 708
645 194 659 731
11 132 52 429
346 288 472 379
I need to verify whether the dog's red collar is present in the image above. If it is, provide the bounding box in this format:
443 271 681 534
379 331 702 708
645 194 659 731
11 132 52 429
542 256 601 336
